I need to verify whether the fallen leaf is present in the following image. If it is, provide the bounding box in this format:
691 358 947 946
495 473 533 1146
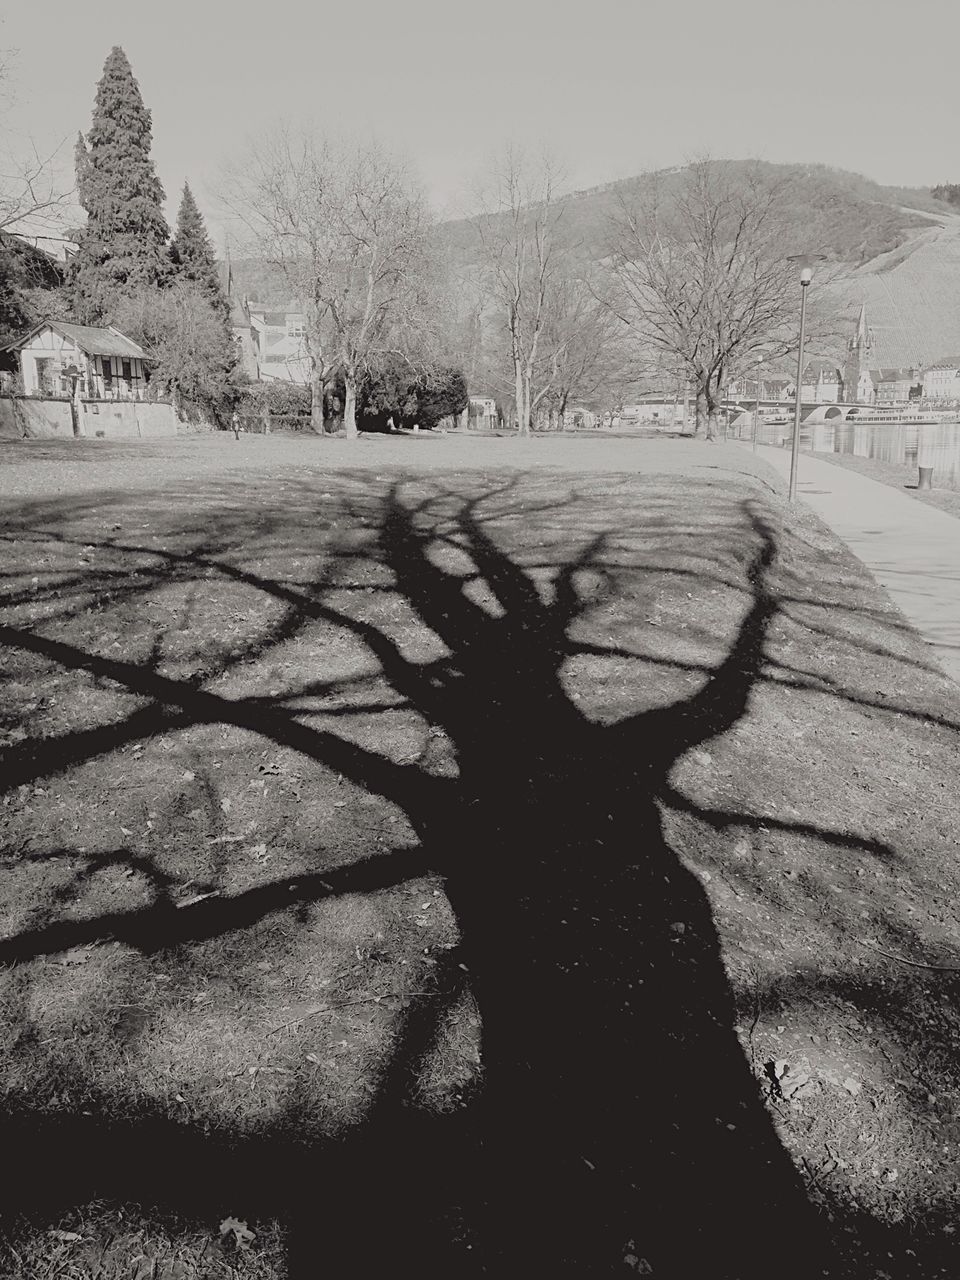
50 1230 82 1243
219 1217 255 1249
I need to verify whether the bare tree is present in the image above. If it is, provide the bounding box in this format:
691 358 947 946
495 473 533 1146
324 144 432 437
604 160 843 439
221 128 338 434
223 130 431 438
536 273 627 428
474 148 567 435
0 51 72 237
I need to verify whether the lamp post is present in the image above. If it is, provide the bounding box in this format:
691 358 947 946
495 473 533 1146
788 266 814 502
752 354 764 453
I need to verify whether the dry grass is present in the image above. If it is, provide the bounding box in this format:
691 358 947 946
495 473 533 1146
1 433 959 1276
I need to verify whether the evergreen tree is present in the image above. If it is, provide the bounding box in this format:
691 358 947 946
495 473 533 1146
169 183 229 319
70 47 169 321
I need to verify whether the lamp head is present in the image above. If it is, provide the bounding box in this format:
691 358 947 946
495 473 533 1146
799 266 813 286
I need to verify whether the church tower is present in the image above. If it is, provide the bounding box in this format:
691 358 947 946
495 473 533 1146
843 305 874 404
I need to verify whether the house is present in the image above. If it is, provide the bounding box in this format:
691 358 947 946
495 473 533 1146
467 396 499 429
726 374 791 402
230 298 260 381
1 320 151 400
922 358 960 403
622 393 686 425
800 360 843 404
228 299 312 385
871 367 922 405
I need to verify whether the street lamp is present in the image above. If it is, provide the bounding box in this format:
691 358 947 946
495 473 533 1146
788 265 814 502
752 353 764 453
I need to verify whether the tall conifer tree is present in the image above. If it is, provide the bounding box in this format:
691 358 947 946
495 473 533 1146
169 183 229 319
71 47 169 321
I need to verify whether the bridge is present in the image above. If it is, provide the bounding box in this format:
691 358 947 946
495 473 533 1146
722 400 957 427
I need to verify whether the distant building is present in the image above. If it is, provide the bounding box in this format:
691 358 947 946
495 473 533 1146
467 396 499 429
0 320 151 400
801 360 843 403
229 299 311 385
871 368 922 405
843 305 877 404
230 298 260 380
250 307 310 384
922 358 960 402
726 375 791 402
622 393 686 425
843 305 923 405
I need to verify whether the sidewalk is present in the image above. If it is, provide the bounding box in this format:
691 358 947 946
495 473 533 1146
751 444 960 685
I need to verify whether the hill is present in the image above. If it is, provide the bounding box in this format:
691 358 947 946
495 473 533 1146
229 161 960 369
843 207 960 367
439 161 953 270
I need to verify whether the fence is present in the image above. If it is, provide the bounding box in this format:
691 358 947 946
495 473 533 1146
235 412 316 434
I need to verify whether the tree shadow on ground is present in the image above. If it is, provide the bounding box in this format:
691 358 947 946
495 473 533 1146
0 470 947 1276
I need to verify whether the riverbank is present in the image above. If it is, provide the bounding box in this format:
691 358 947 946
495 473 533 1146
2 435 960 1278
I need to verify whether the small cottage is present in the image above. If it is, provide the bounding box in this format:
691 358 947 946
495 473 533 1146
1 320 151 400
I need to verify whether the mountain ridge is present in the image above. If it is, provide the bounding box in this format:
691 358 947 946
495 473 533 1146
229 160 960 370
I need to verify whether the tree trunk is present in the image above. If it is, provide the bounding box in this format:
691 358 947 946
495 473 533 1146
706 402 720 441
310 365 325 435
694 387 707 437
705 376 721 441
343 375 358 439
514 358 528 437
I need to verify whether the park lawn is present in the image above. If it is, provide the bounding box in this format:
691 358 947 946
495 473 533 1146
1 434 960 1277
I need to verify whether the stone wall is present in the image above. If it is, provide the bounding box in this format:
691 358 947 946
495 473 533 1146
81 399 177 437
0 396 74 438
2 395 187 440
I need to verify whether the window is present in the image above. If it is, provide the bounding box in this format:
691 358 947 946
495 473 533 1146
122 359 132 382
35 357 55 396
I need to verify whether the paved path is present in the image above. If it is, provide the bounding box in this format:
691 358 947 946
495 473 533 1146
752 444 960 685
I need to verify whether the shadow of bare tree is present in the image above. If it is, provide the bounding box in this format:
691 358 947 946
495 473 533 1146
0 467 953 1276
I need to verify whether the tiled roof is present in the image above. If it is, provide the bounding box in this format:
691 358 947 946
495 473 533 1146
926 357 960 370
803 360 841 378
51 322 147 358
0 320 148 359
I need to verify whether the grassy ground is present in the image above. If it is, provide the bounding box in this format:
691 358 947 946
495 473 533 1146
1 433 960 1277
812 449 960 519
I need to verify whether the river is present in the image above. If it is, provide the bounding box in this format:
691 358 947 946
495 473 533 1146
745 418 960 490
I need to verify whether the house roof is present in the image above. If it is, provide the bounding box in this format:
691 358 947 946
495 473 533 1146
802 360 841 379
0 320 148 360
870 367 919 384
926 357 960 371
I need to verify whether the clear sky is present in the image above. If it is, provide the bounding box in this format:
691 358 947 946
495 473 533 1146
2 0 956 248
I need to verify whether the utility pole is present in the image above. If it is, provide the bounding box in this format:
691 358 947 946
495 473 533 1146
788 268 813 502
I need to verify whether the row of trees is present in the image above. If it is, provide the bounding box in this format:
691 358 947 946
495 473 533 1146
68 48 239 420
463 152 845 437
4 45 847 438
222 131 450 436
